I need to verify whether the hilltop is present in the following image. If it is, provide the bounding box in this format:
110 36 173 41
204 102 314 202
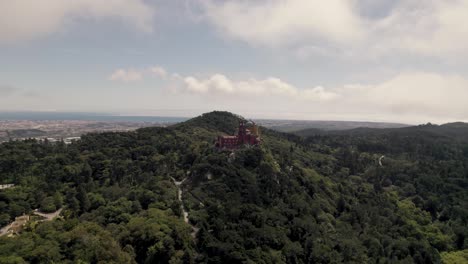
0 111 466 263
174 111 243 133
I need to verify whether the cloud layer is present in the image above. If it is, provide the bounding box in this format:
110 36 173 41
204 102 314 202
202 0 468 57
334 72 468 120
0 0 154 43
183 74 337 101
108 65 468 122
108 66 171 82
181 71 468 121
202 0 364 46
109 66 338 101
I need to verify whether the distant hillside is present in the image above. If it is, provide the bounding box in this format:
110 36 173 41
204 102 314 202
442 122 468 129
260 119 409 133
294 122 468 141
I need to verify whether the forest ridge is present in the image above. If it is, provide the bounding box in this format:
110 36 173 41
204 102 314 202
0 111 466 263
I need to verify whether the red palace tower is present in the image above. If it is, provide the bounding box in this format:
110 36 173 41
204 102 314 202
216 121 261 149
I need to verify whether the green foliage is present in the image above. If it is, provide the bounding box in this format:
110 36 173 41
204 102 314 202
40 196 57 213
441 249 468 264
0 112 466 263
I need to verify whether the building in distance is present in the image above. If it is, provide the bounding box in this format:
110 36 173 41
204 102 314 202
216 121 261 149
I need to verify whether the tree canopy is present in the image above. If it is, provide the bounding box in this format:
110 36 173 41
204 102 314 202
0 111 466 263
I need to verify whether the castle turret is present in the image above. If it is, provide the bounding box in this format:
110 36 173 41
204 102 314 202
251 122 259 136
238 121 247 137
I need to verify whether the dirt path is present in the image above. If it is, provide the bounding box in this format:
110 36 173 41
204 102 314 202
170 177 199 238
379 155 385 167
171 177 189 223
0 208 63 237
0 184 14 190
0 222 14 236
0 215 29 237
33 208 63 221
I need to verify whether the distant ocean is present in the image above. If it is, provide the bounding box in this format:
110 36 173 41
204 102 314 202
0 112 189 123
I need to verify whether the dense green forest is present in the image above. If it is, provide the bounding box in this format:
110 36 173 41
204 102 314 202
0 111 467 263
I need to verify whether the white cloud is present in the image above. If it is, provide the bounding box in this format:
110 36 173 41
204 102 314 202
109 69 143 82
109 66 171 82
201 0 364 46
372 0 468 56
149 66 168 79
0 0 154 43
201 0 468 57
182 74 337 101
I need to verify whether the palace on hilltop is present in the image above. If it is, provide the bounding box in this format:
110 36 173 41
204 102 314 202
216 121 261 149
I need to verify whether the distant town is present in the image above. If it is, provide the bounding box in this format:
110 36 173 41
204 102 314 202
0 119 177 143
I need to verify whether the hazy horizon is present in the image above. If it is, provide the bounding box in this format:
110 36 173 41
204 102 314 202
1 108 467 125
0 109 452 126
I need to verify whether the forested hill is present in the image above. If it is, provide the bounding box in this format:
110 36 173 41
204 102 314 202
0 111 467 263
294 122 468 141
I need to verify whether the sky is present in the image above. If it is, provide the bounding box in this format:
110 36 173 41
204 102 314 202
1 0 468 124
